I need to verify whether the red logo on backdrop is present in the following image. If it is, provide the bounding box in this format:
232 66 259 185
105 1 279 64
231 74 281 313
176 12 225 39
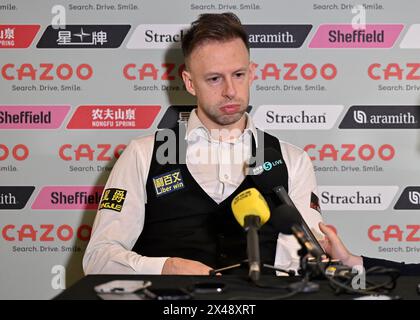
66 105 160 129
0 144 29 161
0 25 40 48
1 224 91 242
368 63 420 80
123 63 185 80
59 144 126 161
122 62 338 81
253 63 337 81
1 63 93 80
368 225 420 242
304 144 395 161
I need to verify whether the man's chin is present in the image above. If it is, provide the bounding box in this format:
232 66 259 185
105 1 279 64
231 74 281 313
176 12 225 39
216 112 245 126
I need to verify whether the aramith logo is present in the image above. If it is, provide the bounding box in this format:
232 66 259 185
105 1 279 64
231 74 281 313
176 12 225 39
410 192 420 205
126 25 189 49
394 187 420 210
0 186 35 210
253 105 343 130
319 186 398 211
243 25 312 48
37 25 130 48
339 106 420 129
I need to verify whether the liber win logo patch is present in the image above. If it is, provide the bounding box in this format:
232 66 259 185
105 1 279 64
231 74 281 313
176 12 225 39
153 169 185 197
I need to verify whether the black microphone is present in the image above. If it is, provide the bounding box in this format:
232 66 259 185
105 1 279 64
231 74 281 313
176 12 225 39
270 204 301 235
271 204 325 259
248 148 326 256
291 224 324 259
272 186 326 257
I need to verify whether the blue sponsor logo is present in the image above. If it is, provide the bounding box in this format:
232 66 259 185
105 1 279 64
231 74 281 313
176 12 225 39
152 169 185 197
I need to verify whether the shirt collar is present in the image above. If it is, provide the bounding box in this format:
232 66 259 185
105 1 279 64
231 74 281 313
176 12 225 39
185 109 259 147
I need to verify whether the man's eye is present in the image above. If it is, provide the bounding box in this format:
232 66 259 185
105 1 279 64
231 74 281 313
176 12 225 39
207 76 220 83
234 72 245 78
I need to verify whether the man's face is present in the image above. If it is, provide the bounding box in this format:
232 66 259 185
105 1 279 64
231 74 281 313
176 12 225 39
182 38 255 130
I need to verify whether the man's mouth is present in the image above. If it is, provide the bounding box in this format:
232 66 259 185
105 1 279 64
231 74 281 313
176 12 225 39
220 104 240 114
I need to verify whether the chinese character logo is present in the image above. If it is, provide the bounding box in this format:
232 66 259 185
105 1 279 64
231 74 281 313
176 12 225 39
153 169 185 197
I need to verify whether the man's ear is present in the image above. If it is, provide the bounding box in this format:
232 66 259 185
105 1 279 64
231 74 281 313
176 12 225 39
182 70 196 96
248 61 256 86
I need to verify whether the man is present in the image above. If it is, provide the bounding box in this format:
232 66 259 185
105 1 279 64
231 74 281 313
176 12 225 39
319 223 420 275
83 12 323 275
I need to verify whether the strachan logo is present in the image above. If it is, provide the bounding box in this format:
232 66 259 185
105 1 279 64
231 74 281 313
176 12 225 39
340 106 420 129
253 105 343 130
319 186 398 211
394 187 420 210
126 24 189 49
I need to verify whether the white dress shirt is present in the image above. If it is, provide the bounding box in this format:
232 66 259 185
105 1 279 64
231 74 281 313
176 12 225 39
83 110 323 275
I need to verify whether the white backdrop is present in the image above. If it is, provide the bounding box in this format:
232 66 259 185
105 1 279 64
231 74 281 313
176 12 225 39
1 0 420 299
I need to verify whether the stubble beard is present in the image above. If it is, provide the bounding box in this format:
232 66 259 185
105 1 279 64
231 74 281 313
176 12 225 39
202 101 247 126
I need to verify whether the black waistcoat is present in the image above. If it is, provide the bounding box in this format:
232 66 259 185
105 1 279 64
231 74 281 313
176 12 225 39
132 124 289 273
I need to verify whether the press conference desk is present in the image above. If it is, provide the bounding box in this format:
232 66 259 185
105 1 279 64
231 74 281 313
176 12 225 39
54 274 420 300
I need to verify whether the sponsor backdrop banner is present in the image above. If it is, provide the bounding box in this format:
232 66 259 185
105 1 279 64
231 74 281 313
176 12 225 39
1 0 419 299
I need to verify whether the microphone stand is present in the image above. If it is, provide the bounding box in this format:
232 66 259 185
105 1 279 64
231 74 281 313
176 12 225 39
286 224 326 293
287 247 320 293
209 259 296 278
244 215 262 282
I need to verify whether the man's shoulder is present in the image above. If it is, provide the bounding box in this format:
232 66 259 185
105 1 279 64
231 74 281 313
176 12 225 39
129 133 156 148
278 139 306 157
121 134 157 160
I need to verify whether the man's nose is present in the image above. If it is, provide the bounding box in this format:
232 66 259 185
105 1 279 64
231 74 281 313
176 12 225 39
222 77 236 99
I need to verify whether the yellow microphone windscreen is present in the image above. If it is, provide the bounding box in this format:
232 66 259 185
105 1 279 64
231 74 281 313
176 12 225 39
231 188 270 227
